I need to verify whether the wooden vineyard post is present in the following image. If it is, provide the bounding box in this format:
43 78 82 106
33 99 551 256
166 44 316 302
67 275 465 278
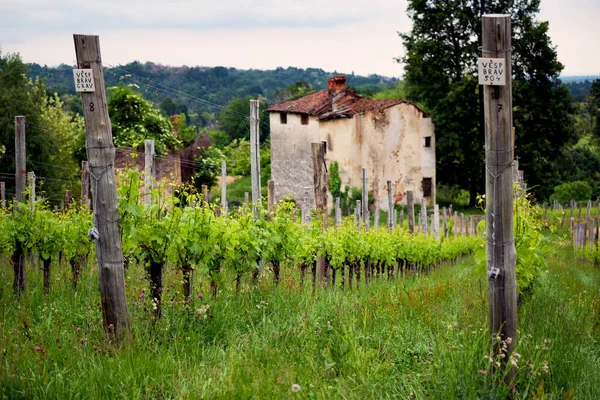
454 211 458 237
221 161 228 213
387 181 393 231
12 116 27 295
311 142 328 282
362 168 369 231
433 205 440 240
64 190 72 210
267 179 274 216
0 181 5 209
250 99 261 216
407 191 415 234
144 140 155 205
374 206 380 228
421 199 428 234
442 207 448 238
27 172 36 211
81 161 91 211
74 34 130 335
335 197 341 226
244 192 249 206
586 200 591 220
482 14 517 382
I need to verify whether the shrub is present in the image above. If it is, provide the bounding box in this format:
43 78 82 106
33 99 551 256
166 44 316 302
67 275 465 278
550 181 592 203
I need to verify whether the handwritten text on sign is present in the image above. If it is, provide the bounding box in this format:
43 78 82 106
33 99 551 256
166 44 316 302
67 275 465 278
73 69 95 92
478 58 506 86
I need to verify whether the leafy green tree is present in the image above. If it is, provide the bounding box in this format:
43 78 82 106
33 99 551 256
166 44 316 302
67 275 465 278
550 181 593 203
399 0 575 202
0 52 83 202
193 146 226 189
160 97 188 117
108 84 182 155
218 96 270 142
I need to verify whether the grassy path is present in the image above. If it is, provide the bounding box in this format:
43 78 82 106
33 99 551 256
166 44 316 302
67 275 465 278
0 244 598 399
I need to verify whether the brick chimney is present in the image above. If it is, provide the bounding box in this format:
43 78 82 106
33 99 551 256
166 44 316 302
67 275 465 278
328 75 346 91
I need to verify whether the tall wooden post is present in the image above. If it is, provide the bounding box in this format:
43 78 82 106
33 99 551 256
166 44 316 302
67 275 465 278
244 192 249 206
0 182 5 209
250 99 261 215
12 116 27 294
144 140 155 205
27 172 36 211
421 199 428 234
454 211 458 237
335 197 341 226
362 168 369 230
482 15 517 380
74 34 130 335
267 179 274 216
311 142 328 281
221 161 228 213
433 204 440 240
387 181 393 231
407 191 415 234
81 161 91 211
442 207 448 238
65 190 72 209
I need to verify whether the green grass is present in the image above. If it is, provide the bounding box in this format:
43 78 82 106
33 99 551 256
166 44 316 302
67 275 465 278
0 242 599 399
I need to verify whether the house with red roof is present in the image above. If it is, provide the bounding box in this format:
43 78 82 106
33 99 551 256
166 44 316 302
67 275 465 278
267 75 435 211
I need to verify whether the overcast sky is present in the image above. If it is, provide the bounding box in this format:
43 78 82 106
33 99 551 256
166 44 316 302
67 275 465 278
1 0 598 78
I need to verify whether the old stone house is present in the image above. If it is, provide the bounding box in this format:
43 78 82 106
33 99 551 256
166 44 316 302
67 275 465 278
267 75 435 211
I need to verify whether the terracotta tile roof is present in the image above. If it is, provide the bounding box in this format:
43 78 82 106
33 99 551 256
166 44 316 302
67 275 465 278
267 88 426 120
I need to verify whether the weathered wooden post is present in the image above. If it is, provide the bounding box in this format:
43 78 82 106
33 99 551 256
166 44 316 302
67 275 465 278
250 99 261 215
221 161 228 213
244 192 249 206
311 142 328 281
65 190 72 209
454 211 458 237
81 161 91 211
590 219 595 253
374 206 380 228
387 181 393 231
433 204 440 240
144 140 155 205
301 187 309 225
12 116 27 295
27 172 36 211
335 197 341 226
442 207 448 238
421 199 428 234
481 14 517 381
407 191 415 234
0 182 5 209
267 179 275 216
586 200 591 220
74 34 130 335
354 201 361 230
362 168 369 231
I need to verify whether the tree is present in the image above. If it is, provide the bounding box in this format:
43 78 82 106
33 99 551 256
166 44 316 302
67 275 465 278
399 0 575 203
108 84 182 156
0 52 83 202
218 96 270 143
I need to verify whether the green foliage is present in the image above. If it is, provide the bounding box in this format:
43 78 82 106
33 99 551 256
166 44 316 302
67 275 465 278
170 113 198 144
218 96 270 142
550 181 593 203
223 139 251 176
207 129 230 148
193 146 226 189
108 84 182 155
399 0 575 202
0 52 85 204
159 96 188 117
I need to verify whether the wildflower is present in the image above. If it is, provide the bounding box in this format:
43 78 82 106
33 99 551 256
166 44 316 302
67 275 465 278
109 324 114 328
291 384 301 392
328 386 333 390
142 288 146 292
35 346 41 351
505 337 512 344
541 361 549 373
139 293 145 299
544 338 552 344
198 293 203 300
76 328 81 332
125 283 128 287
478 369 487 375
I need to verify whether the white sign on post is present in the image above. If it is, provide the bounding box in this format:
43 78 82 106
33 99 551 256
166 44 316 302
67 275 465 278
478 58 506 86
73 69 95 92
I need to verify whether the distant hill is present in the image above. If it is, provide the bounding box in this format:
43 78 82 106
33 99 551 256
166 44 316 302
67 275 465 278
563 77 599 102
27 62 398 113
560 75 600 83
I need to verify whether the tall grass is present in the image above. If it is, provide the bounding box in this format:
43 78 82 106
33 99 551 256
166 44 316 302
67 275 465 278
0 242 598 399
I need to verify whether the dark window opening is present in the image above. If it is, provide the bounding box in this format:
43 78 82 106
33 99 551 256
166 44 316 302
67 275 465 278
422 177 432 197
322 141 327 154
424 136 432 148
301 113 309 125
280 112 287 124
